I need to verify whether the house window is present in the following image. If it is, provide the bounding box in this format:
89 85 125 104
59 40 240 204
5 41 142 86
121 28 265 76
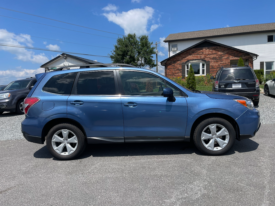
171 44 178 52
186 61 206 76
266 62 274 70
267 35 274 42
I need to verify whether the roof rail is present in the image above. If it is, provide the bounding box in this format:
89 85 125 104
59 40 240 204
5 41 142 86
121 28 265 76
45 63 135 72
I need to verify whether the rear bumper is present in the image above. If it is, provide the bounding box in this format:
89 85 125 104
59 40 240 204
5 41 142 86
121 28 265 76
21 118 44 144
214 90 260 101
23 132 44 144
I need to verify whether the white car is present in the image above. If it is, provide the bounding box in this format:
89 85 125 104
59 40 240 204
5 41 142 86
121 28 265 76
264 79 275 96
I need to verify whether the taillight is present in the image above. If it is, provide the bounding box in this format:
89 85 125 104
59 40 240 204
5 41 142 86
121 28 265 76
256 79 259 87
215 81 219 89
24 97 40 114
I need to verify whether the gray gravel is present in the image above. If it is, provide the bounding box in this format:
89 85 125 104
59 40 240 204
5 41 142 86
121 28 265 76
0 94 274 141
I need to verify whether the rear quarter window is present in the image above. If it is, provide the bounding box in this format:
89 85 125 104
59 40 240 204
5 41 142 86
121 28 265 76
43 73 77 94
220 69 255 81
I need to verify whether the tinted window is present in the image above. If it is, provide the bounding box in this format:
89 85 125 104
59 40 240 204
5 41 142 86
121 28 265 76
268 35 274 42
77 71 116 95
4 80 31 91
43 73 77 94
220 69 255 81
119 71 182 96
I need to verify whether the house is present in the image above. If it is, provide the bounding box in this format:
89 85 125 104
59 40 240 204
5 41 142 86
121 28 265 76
161 22 275 78
41 53 104 71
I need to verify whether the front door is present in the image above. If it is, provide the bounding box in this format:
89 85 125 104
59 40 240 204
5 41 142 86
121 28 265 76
118 70 188 142
67 70 124 142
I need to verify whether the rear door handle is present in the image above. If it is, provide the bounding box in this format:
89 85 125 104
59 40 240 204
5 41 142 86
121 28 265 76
124 102 137 108
70 100 84 106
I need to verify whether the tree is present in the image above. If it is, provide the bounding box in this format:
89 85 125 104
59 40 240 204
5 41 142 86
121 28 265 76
110 34 156 68
237 57 245 66
186 65 196 90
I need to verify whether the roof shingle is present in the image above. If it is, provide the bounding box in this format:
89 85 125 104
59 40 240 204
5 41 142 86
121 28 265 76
164 22 275 42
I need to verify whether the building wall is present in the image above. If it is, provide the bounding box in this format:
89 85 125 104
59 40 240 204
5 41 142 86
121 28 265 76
165 46 253 78
168 32 275 69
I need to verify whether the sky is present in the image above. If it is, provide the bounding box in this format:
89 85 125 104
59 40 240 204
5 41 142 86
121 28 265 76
0 0 274 84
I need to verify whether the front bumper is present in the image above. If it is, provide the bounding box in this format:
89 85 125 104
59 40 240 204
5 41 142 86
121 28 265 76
239 122 261 140
0 98 15 112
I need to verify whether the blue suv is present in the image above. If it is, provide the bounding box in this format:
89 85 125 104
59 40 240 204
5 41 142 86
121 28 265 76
22 66 261 160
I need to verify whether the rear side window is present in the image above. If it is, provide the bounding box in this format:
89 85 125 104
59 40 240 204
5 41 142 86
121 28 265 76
43 73 77 94
220 69 255 81
76 71 116 95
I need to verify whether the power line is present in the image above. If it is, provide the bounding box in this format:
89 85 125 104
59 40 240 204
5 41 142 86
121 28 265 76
0 15 118 39
0 44 110 58
0 6 124 36
30 35 113 49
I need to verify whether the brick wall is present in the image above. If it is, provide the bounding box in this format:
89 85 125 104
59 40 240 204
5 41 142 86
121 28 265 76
164 46 254 78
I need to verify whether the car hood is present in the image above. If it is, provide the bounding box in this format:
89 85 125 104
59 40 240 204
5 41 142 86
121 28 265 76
200 91 247 100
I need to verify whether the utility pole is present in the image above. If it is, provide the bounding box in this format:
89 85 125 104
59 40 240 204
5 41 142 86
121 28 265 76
155 42 159 73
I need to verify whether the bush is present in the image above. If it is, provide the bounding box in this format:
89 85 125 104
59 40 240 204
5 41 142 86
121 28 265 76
186 65 196 90
265 71 275 82
254 69 263 84
237 57 245 66
171 77 187 87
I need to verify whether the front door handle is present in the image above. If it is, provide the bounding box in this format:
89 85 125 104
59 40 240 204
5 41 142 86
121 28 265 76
70 100 84 106
124 102 137 108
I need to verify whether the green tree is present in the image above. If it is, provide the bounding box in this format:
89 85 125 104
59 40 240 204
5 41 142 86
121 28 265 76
110 34 156 68
186 65 196 90
237 57 245 66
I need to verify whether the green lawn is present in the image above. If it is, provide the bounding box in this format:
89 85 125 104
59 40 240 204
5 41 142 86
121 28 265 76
197 86 213 91
260 85 264 89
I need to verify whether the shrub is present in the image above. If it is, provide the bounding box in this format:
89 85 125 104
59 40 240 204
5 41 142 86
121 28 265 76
171 77 187 87
254 69 263 84
186 65 196 90
237 57 245 66
265 71 275 82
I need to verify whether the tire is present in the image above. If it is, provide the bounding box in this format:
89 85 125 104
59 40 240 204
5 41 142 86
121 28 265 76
193 118 235 155
264 85 270 96
16 99 24 114
0 111 3 114
46 123 86 160
253 100 259 107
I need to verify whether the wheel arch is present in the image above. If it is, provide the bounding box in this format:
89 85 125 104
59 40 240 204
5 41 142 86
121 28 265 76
190 113 240 142
42 118 87 142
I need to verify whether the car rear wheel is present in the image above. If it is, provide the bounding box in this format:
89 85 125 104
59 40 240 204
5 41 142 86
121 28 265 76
16 99 24 114
193 118 235 155
46 123 86 160
253 100 259 107
264 85 270 96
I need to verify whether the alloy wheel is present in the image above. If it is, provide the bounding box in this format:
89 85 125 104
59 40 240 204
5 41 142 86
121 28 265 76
51 129 78 156
201 124 230 151
19 101 24 113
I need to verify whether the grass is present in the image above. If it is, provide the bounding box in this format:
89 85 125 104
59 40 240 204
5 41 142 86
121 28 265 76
260 85 264 89
196 86 213 91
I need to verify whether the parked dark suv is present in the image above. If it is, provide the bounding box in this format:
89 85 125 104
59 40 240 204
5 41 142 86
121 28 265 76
0 78 37 114
212 67 260 106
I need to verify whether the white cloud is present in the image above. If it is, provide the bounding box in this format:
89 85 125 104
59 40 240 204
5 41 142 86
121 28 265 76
103 6 160 36
158 51 165 56
132 0 141 3
159 37 168 51
0 29 49 64
43 41 47 45
46 44 60 51
0 68 44 84
102 4 118 11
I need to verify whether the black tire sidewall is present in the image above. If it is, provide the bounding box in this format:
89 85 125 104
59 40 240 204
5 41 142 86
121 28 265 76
46 123 86 160
264 85 269 96
253 100 259 107
16 99 24 114
193 118 236 155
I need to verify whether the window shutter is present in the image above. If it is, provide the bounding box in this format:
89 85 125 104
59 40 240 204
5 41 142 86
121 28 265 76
182 63 185 78
260 62 264 70
206 61 210 74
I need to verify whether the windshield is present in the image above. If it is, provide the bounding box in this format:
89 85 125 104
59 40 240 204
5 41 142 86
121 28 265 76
220 69 255 81
4 80 31 91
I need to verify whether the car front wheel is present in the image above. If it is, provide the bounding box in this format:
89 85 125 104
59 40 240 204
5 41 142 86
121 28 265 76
16 99 24 114
264 85 269 96
46 123 86 160
193 118 235 155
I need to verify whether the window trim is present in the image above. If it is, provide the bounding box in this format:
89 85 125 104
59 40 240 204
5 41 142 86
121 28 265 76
115 69 187 97
185 60 206 77
71 70 120 96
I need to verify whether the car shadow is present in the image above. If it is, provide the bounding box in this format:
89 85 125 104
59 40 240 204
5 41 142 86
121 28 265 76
0 112 23 117
33 138 259 160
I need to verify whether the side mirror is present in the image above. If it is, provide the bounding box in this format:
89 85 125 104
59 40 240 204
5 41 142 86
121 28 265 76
210 76 215 80
162 88 175 102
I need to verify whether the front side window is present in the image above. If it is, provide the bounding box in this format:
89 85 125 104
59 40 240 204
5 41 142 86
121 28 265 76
119 71 182 96
43 73 77 94
4 80 31 91
76 71 116 95
267 35 274 42
186 61 206 76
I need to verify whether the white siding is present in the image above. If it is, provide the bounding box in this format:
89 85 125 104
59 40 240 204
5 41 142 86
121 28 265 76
169 32 275 70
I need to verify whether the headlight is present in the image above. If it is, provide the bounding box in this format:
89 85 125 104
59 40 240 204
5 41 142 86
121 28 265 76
234 99 254 109
0 93 11 99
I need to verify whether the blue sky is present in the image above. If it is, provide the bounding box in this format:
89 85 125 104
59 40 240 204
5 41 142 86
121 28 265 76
0 0 274 84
